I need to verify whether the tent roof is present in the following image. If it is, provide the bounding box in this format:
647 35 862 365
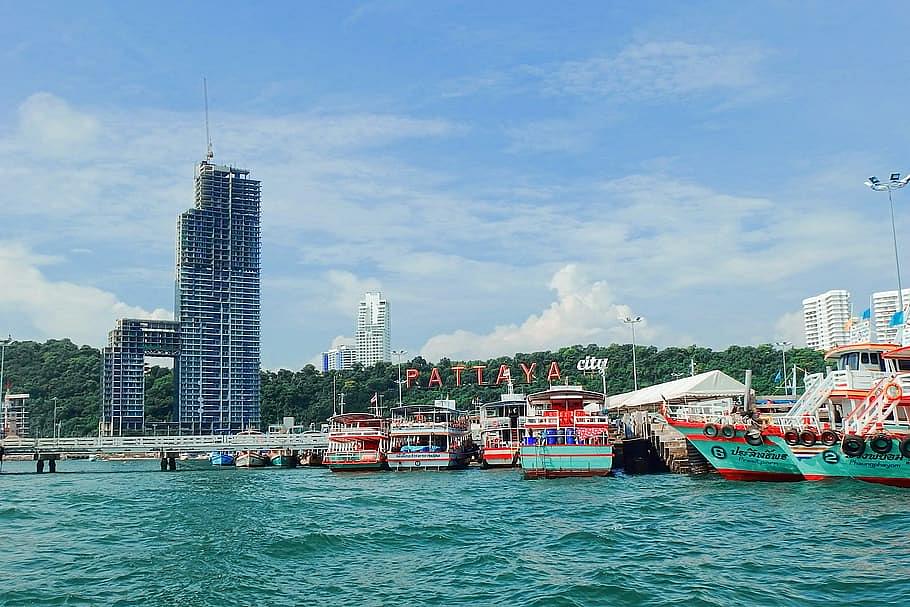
604 370 748 411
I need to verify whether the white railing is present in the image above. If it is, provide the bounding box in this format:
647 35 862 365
0 432 329 454
777 372 837 429
328 428 387 440
843 373 910 436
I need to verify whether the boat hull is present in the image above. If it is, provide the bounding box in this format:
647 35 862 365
236 453 269 468
838 437 910 487
387 451 468 470
270 455 298 468
670 421 802 482
325 451 387 472
519 444 613 478
210 453 235 466
481 446 519 468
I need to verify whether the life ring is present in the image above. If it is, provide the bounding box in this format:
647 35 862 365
799 431 817 447
704 423 719 438
885 383 903 401
820 430 839 447
900 437 910 459
870 434 892 454
784 429 800 446
414 460 421 467
744 429 763 446
842 435 865 457
720 424 736 439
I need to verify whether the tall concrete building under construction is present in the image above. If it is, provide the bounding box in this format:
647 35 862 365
101 155 261 434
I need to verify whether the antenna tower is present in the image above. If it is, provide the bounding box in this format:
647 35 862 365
203 77 214 160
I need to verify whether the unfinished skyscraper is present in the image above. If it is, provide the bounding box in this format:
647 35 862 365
101 155 261 435
175 159 261 432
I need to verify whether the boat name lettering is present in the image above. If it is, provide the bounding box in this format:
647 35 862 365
848 452 906 462
730 447 788 460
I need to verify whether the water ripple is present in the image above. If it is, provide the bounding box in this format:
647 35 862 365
1 460 908 606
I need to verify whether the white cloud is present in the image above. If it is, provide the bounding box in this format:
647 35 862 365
774 310 807 347
325 270 382 314
539 41 766 100
0 241 170 346
16 92 100 155
419 264 656 361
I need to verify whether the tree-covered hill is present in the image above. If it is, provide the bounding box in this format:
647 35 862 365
1 339 824 436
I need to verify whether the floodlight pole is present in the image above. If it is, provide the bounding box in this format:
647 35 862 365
392 349 407 406
866 174 909 320
622 316 643 391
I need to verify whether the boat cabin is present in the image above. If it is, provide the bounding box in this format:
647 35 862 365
389 401 468 454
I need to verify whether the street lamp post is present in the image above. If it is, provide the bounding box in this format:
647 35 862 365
392 349 407 406
865 173 910 326
622 316 643 391
0 335 11 435
774 341 792 395
52 397 59 440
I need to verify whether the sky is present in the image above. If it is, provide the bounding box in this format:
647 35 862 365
1 1 910 369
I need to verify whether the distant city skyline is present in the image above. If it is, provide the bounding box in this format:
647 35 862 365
2 3 910 368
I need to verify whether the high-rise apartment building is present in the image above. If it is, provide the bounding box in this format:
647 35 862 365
175 160 261 432
355 292 390 366
871 288 910 344
322 345 357 372
802 290 851 350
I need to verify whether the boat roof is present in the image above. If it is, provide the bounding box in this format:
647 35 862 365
882 345 910 360
328 412 384 424
480 394 527 407
824 342 899 359
390 404 466 415
528 385 605 405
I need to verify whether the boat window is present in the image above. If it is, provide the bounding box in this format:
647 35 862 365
898 359 910 372
861 353 870 364
846 353 860 370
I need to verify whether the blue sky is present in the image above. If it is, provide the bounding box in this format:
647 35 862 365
1 1 909 368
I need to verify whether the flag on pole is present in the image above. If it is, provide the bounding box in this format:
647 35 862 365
889 310 905 327
773 369 782 383
862 308 872 320
370 392 378 406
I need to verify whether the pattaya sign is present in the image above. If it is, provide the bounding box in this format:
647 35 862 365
404 357 608 389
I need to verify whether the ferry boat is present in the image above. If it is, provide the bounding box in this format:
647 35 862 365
210 451 235 466
519 386 613 479
387 401 471 471
324 412 390 472
235 451 269 468
664 398 802 482
479 381 528 468
769 343 910 486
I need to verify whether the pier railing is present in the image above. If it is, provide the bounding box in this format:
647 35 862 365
0 432 329 456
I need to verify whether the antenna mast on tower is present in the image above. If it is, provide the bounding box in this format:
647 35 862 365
203 77 214 160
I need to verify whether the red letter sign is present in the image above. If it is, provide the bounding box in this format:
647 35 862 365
520 362 537 383
546 361 562 382
472 365 486 385
428 367 443 388
495 364 511 385
451 366 465 387
406 368 420 388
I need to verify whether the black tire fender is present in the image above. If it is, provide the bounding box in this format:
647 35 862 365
820 430 839 447
870 434 892 454
721 424 736 439
784 429 800 446
842 435 866 457
799 431 817 447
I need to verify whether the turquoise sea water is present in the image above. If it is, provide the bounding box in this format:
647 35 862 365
1 460 908 607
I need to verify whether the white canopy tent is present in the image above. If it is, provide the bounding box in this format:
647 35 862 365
596 370 750 412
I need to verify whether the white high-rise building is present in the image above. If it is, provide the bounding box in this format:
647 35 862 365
355 292 391 367
871 289 910 343
803 290 851 350
322 345 357 372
